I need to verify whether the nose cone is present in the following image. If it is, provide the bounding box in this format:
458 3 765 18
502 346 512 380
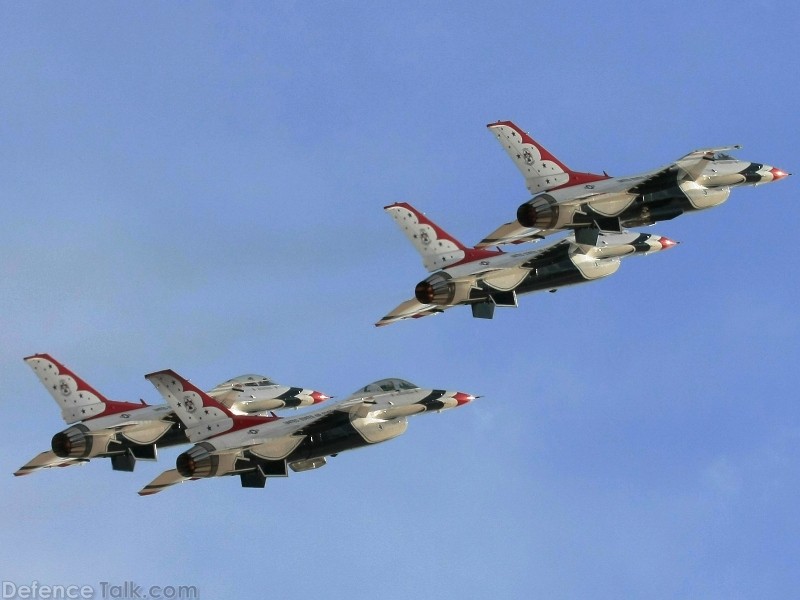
310 391 330 404
453 391 476 406
658 236 679 251
769 167 790 182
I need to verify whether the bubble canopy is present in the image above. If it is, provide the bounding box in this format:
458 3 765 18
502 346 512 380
212 374 278 390
355 378 419 395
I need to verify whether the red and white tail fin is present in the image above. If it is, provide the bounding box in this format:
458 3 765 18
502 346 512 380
145 369 238 442
385 202 501 272
145 369 272 443
24 354 142 424
487 121 609 194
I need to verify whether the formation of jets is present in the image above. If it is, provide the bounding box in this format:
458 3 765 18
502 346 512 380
378 120 788 325
16 119 788 494
140 370 474 495
15 354 475 495
16 354 329 477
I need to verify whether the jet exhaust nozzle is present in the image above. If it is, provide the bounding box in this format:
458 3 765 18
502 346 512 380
415 272 455 305
51 425 92 458
517 195 559 229
176 443 218 478
414 272 472 306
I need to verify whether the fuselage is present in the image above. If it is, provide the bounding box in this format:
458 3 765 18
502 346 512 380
415 232 673 309
518 158 787 232
174 380 474 480
51 404 187 464
207 374 328 412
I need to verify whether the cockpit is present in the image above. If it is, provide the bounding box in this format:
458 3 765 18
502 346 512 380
712 152 736 161
212 374 278 391
355 378 419 394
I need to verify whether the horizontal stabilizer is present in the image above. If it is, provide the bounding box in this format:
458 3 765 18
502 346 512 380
376 298 445 327
138 469 192 496
14 450 85 476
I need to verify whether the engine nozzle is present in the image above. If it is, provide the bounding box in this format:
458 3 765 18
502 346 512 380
415 272 455 305
176 443 218 478
517 194 560 229
51 425 92 458
414 280 436 304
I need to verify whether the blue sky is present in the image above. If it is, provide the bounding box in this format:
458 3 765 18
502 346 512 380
1 2 798 599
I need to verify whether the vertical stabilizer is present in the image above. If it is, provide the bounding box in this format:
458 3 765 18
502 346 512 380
25 354 111 423
385 202 501 272
487 121 609 194
146 370 237 442
145 369 272 442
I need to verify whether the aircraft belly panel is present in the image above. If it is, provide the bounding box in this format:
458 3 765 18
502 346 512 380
586 193 636 217
249 436 305 461
680 181 731 209
572 255 621 280
482 267 530 292
287 423 368 462
120 421 173 445
351 416 408 444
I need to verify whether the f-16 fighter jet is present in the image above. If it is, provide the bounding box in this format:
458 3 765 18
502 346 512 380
206 374 329 412
377 203 675 326
478 120 790 247
15 354 329 476
139 370 475 495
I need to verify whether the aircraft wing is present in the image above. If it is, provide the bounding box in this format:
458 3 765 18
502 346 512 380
476 222 561 248
375 298 448 327
14 450 86 476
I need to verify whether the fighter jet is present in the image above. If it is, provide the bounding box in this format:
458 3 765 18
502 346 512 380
139 370 475 495
376 202 676 325
206 374 329 412
15 354 329 476
478 120 790 247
